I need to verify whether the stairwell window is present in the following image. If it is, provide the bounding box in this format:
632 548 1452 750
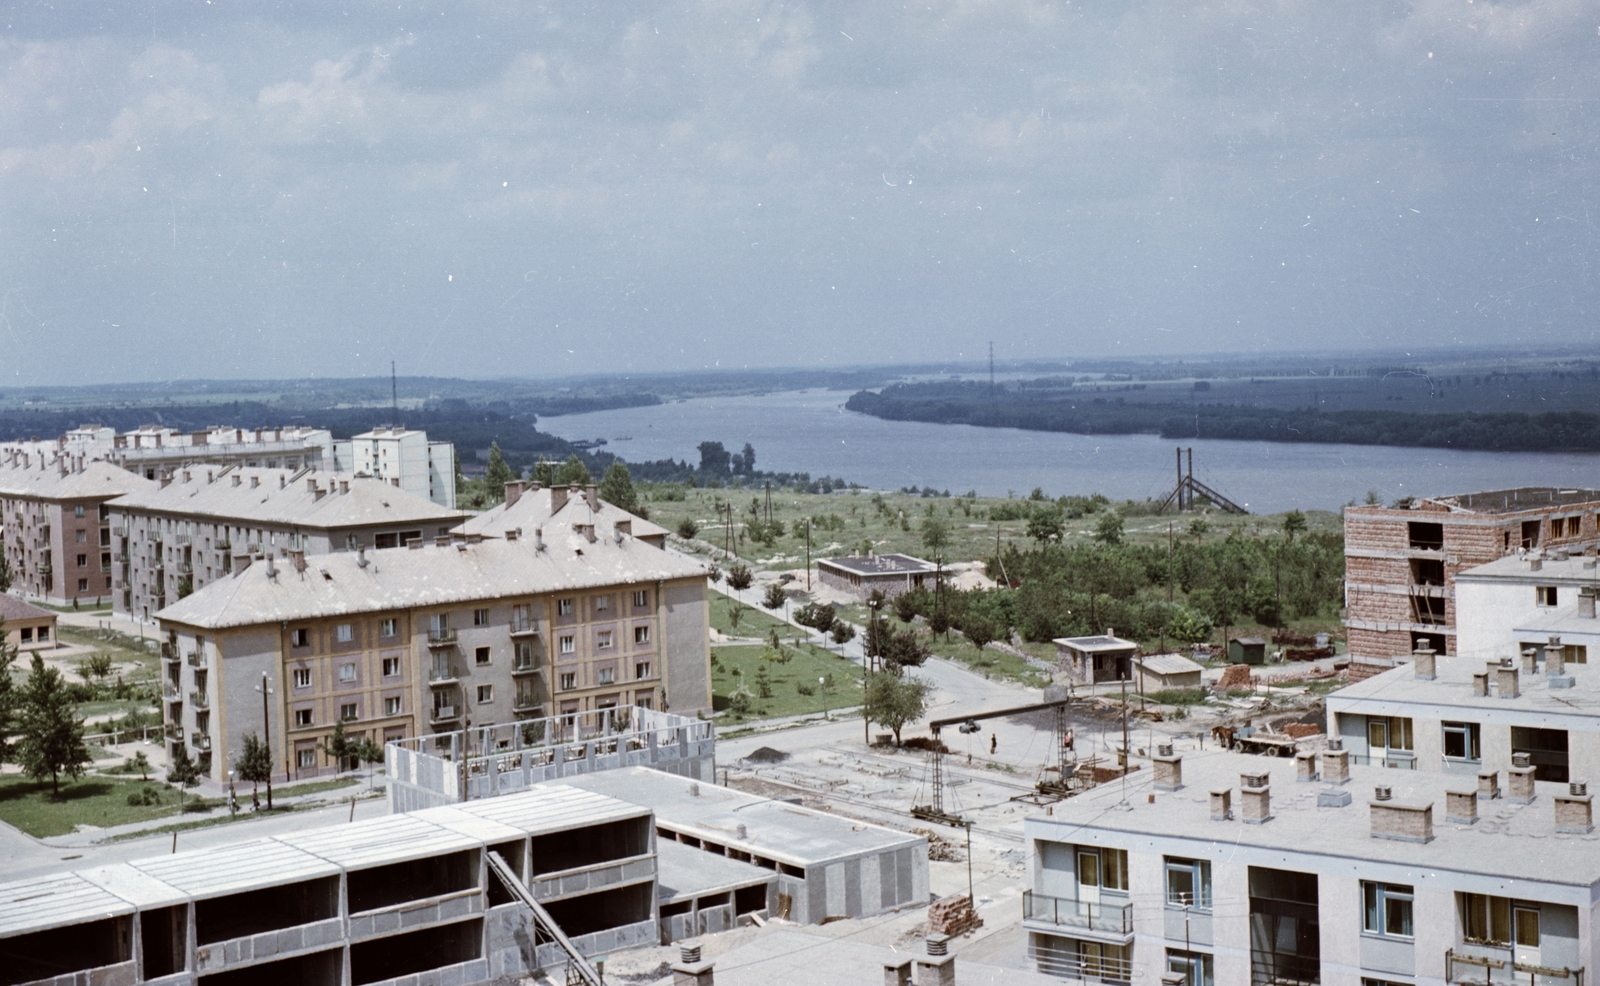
1537 586 1559 607
1363 882 1413 938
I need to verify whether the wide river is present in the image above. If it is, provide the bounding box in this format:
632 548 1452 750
538 389 1598 514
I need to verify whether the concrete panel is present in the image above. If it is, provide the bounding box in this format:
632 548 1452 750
662 580 711 715
1359 934 1416 977
1165 906 1213 946
825 863 845 919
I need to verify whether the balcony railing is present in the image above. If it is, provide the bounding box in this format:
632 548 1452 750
510 615 541 636
1447 946 1584 985
428 665 459 686
187 651 207 668
430 705 460 724
189 690 210 711
512 658 543 676
427 628 458 648
513 692 544 712
1022 891 1134 936
1027 937 1132 984
215 539 231 551
191 732 212 751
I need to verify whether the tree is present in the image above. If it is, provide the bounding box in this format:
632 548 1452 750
320 718 356 770
707 562 723 584
737 443 756 474
85 653 114 683
129 750 153 781
238 732 273 803
882 629 931 672
761 582 787 610
599 462 642 514
726 562 754 592
16 654 92 794
830 620 857 647
726 598 748 630
1167 608 1214 646
1282 510 1307 542
677 518 700 539
533 456 557 487
555 454 592 486
927 608 951 640
754 664 773 699
484 442 515 490
697 441 732 475
865 672 933 745
0 620 20 764
963 618 995 653
921 516 951 555
1093 511 1125 545
893 592 919 624
167 745 201 809
1026 506 1065 545
0 543 12 593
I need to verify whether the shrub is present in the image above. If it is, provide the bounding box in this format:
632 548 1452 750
677 518 700 539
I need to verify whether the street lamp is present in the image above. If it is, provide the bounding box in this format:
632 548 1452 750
227 769 237 818
255 674 274 809
819 676 829 721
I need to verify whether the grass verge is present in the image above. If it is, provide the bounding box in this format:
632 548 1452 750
712 642 863 723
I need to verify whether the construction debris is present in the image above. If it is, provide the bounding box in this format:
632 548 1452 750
927 893 985 937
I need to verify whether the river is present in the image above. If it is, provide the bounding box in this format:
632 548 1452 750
537 389 1598 514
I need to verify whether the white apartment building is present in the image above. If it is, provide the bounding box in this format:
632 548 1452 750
1024 745 1596 986
332 426 457 509
1454 551 1600 666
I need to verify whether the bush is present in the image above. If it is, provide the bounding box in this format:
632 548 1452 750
677 518 700 539
126 786 163 806
1146 688 1210 706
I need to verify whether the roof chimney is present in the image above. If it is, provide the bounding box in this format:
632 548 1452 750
1547 636 1574 688
1209 787 1232 821
1295 750 1318 783
1580 587 1597 619
1530 556 1543 571
1495 658 1519 699
1555 782 1593 834
586 484 600 508
672 940 714 986
916 935 955 986
505 529 518 542
357 547 369 568
1520 646 1539 673
1472 669 1490 697
231 474 241 487
534 527 546 552
550 485 569 514
289 549 307 573
1445 789 1478 825
504 480 524 507
339 480 349 494
1478 770 1501 801
251 475 260 489
1369 790 1434 843
1509 754 1536 803
265 554 277 580
884 958 913 986
1153 745 1182 791
1412 645 1436 680
1240 772 1271 824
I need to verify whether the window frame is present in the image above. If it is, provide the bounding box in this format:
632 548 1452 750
1442 721 1482 762
476 684 494 703
1536 586 1558 607
292 668 312 689
380 618 398 638
339 703 358 722
559 671 577 691
381 657 400 677
597 630 614 650
560 635 575 655
473 608 490 627
558 598 574 616
294 708 313 727
475 646 492 666
1165 857 1212 910
335 623 353 643
1363 882 1414 939
384 696 402 716
337 663 357 683
634 625 651 645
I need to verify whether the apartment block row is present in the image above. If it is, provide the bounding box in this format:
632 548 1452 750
153 484 705 784
1343 486 1600 661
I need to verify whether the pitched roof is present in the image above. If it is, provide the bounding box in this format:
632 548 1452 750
461 485 669 542
0 593 55 623
0 460 153 501
154 527 709 629
109 467 466 531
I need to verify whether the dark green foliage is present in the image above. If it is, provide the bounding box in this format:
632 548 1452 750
598 462 643 514
485 442 515 488
238 733 273 795
882 629 931 671
167 745 201 789
16 654 92 794
725 563 754 592
830 621 857 646
761 583 787 610
865 672 933 744
676 517 700 539
126 786 163 806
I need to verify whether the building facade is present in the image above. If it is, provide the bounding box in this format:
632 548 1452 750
815 553 938 600
1343 487 1600 662
0 458 153 606
333 426 458 508
109 466 468 623
155 489 711 783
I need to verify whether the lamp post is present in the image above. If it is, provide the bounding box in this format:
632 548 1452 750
255 674 274 809
227 769 237 818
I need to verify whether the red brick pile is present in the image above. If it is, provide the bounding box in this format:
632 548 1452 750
927 893 984 937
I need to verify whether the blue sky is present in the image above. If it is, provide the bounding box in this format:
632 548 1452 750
2 0 1597 384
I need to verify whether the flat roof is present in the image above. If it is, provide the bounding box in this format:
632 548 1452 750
1456 553 1600 586
1053 634 1137 652
285 814 482 870
547 767 925 867
451 783 652 835
0 873 137 937
655 840 772 904
817 553 934 576
1327 655 1600 720
1026 749 1600 891
131 838 341 898
1435 487 1600 513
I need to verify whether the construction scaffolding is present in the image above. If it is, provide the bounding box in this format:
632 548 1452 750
1156 446 1248 515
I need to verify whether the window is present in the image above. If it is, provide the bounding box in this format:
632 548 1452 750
340 703 358 721
1075 847 1128 892
558 598 574 616
596 595 610 612
1166 857 1211 909
74 505 85 518
597 630 613 649
294 708 313 727
36 627 47 641
477 684 494 703
338 663 357 683
430 613 449 633
1166 950 1213 986
336 623 353 643
1460 893 1513 945
1367 716 1413 752
293 668 312 688
1443 721 1481 761
633 590 649 608
384 696 401 716
559 672 577 691
475 646 491 666
380 618 397 637
76 529 86 543
77 578 88 591
560 635 575 654
382 657 400 677
515 640 536 670
1537 586 1559 607
292 628 311 648
636 661 652 680
297 748 316 768
76 554 87 567
597 667 615 685
1363 882 1413 938
634 625 651 645
474 608 490 627
20 628 32 643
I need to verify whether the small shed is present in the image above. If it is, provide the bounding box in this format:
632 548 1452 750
815 553 938 601
1228 636 1267 666
1135 653 1205 692
1053 632 1139 684
0 594 58 651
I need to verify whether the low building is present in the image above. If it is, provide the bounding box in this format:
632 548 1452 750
816 552 937 600
655 839 775 943
0 594 57 651
0 783 658 986
109 466 468 622
153 487 712 784
1024 745 1598 985
1343 487 1600 662
550 766 929 926
0 458 153 606
1054 632 1137 684
1454 550 1600 664
1228 635 1267 665
1133 653 1204 692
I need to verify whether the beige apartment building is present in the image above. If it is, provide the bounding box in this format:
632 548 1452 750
0 457 153 606
109 466 468 622
1344 486 1600 661
155 486 711 783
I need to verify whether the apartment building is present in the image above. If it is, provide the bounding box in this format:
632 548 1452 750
154 487 710 783
108 466 468 622
1454 550 1600 665
332 425 458 508
0 458 153 606
1024 745 1597 985
1343 487 1600 662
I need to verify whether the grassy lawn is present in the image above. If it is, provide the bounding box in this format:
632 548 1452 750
708 590 801 639
0 774 185 837
712 642 864 722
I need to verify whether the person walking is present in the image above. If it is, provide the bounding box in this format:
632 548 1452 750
990 733 998 755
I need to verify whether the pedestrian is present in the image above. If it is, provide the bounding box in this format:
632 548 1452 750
990 733 997 755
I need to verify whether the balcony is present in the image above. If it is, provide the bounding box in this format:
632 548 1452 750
430 705 460 724
37 562 51 575
189 690 210 711
187 651 207 668
426 628 458 648
1447 946 1584 985
163 683 181 701
191 732 212 751
428 665 460 686
513 695 545 714
1028 938 1132 985
512 658 544 676
174 534 192 546
164 723 182 740
215 539 231 552
1022 891 1134 939
510 615 541 637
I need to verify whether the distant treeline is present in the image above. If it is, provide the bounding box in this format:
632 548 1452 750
846 382 1600 452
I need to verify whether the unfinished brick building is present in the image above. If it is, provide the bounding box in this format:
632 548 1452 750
1344 487 1600 662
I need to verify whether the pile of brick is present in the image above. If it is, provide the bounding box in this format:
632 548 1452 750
1281 723 1323 739
926 893 984 937
1216 664 1254 690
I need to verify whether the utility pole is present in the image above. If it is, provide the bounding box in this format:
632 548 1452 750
805 518 812 591
257 673 275 809
391 361 398 417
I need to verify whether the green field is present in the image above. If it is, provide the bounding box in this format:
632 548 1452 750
0 775 187 837
711 642 863 722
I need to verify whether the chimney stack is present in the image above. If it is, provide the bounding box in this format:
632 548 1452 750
534 527 546 552
1478 770 1501 801
1495 658 1519 699
1412 646 1436 680
1240 772 1271 824
1520 646 1539 673
1210 787 1232 821
1445 790 1478 825
1530 556 1543 571
1580 587 1597 619
1153 745 1183 792
1369 789 1434 843
883 959 913 986
1295 750 1319 783
289 549 307 573
916 935 956 986
357 547 369 569
1320 738 1351 785
1472 669 1490 697
671 941 714 986
586 484 600 508
504 480 524 507
1547 636 1574 689
550 486 569 513
1555 782 1593 834
1508 753 1536 803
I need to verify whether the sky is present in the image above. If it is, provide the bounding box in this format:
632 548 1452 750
2 0 1598 385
